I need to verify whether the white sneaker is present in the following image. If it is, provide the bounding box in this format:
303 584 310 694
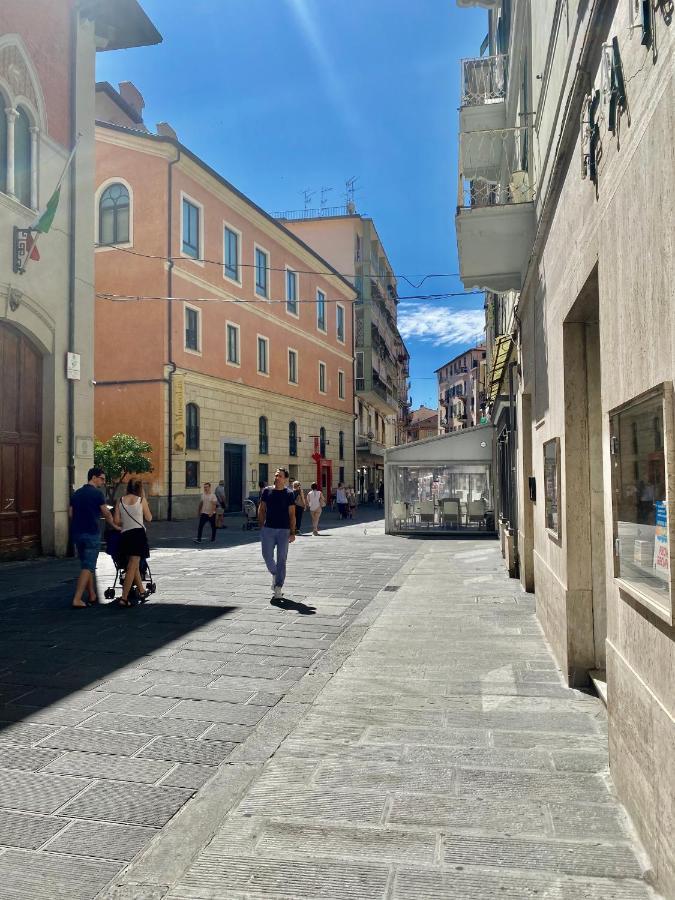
273 585 283 600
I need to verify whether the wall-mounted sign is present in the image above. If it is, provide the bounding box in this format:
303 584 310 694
13 227 39 274
172 374 185 451
66 352 81 380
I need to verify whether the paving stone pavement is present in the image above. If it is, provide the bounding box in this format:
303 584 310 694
0 527 661 899
0 514 415 899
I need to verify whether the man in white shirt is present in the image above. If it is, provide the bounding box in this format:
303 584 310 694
195 482 219 543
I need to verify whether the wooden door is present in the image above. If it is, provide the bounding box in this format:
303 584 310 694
0 323 42 556
223 443 244 512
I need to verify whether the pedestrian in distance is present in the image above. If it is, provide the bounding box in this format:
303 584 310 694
215 480 227 529
195 482 218 543
70 466 120 608
336 482 348 519
258 468 296 600
306 481 326 535
114 478 152 607
377 481 385 505
292 480 307 534
347 485 357 519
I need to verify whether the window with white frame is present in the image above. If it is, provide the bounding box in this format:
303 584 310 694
257 335 269 375
182 197 200 259
255 247 268 298
338 369 345 400
223 225 240 281
336 303 345 342
288 348 298 384
99 182 130 245
286 268 298 315
0 47 42 211
226 322 240 365
319 361 326 393
185 305 200 352
317 290 326 331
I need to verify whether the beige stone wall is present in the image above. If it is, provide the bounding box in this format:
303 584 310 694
517 3 674 891
162 369 355 517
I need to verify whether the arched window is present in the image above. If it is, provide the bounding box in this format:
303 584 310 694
289 421 298 457
319 427 326 458
186 403 200 449
14 106 31 208
259 416 268 455
339 430 344 460
99 182 130 245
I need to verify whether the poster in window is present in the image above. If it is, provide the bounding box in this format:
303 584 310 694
653 501 670 582
544 438 560 537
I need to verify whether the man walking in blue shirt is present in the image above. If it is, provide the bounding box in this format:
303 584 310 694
258 468 296 600
69 467 119 608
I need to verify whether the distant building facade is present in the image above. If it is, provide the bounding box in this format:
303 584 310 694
405 406 439 443
436 346 486 432
0 1 160 557
278 212 410 500
94 84 356 517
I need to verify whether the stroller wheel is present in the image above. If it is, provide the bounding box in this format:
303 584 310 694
104 587 115 600
147 582 156 594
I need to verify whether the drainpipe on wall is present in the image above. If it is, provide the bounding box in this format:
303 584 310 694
166 148 180 520
66 7 80 551
508 359 519 579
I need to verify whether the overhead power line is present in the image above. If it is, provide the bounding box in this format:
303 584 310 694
94 243 466 289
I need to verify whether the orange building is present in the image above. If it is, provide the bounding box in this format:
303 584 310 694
94 83 356 518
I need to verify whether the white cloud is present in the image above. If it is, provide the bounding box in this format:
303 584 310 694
398 304 485 347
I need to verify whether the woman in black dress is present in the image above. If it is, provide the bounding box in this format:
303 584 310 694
114 478 152 607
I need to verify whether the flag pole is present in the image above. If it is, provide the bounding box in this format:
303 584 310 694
22 132 82 272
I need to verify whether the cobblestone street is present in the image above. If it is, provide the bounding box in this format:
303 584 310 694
0 521 660 899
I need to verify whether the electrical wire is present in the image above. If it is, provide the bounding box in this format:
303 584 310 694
94 243 464 288
95 289 483 306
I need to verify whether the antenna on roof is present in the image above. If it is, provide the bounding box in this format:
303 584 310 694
320 186 333 210
301 188 316 211
345 176 358 214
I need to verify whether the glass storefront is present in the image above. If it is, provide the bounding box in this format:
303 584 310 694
387 463 494 533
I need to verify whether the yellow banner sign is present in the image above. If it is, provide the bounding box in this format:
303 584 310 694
173 374 185 452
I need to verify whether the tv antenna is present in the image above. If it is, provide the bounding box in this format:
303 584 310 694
345 176 359 212
301 188 316 210
320 186 333 210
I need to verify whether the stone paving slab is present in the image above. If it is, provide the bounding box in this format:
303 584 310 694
157 539 659 900
0 517 417 898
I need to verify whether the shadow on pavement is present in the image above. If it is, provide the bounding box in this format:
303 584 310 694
269 597 317 615
0 596 237 737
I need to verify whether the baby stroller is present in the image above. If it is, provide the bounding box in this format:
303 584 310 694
242 498 259 531
103 528 156 603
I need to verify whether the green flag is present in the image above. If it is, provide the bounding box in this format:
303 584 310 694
31 185 61 234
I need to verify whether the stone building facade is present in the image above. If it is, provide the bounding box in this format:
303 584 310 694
0 1 159 557
278 213 410 501
436 346 486 432
94 84 356 518
456 1 674 892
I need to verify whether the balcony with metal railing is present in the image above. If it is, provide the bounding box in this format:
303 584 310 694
455 125 536 292
460 54 508 135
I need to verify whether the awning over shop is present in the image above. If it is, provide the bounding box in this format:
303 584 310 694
487 334 513 402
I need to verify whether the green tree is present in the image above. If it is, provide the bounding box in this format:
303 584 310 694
94 433 153 501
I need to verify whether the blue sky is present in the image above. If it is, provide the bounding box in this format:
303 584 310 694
96 0 488 409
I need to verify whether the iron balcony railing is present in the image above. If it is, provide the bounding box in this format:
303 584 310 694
458 126 535 209
273 204 355 221
460 54 508 107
